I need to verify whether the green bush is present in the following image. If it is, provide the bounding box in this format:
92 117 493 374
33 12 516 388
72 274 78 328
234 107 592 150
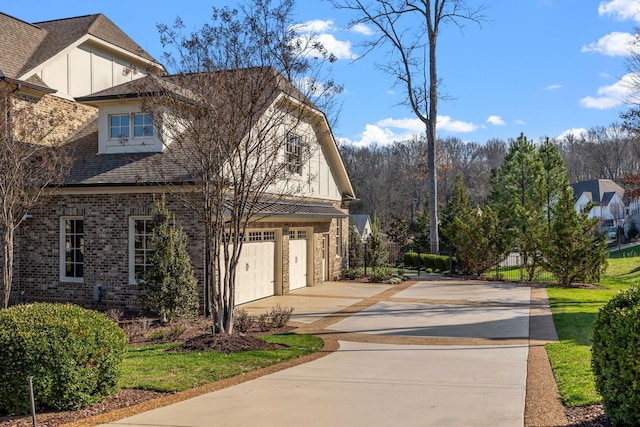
342 267 365 279
368 267 394 283
592 286 640 426
403 251 419 268
0 303 128 414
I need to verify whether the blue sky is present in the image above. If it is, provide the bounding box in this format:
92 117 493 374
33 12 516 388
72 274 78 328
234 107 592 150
2 0 638 146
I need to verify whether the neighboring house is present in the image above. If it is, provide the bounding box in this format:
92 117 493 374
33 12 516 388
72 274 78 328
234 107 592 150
571 179 627 229
349 214 372 242
2 12 355 311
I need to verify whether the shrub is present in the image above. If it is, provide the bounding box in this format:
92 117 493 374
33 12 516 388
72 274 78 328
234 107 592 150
233 308 255 333
254 305 293 331
268 305 293 328
342 267 364 279
0 303 128 414
403 251 419 268
367 267 394 283
592 286 640 426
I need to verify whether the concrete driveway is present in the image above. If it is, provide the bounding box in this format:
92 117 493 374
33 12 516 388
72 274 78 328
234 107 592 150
100 279 537 427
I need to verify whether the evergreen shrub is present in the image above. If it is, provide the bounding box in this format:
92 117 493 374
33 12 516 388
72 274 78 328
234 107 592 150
0 303 127 414
592 286 640 426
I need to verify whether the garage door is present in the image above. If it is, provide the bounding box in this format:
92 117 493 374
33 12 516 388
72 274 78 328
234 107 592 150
235 231 275 305
289 229 307 290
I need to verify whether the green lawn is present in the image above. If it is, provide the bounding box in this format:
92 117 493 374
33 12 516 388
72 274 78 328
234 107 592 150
546 252 640 407
119 333 323 392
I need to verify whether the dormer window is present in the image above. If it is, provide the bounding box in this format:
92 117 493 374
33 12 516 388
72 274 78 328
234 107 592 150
109 113 153 140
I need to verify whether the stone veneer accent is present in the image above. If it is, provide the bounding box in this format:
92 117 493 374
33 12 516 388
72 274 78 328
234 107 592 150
12 191 348 313
11 92 97 144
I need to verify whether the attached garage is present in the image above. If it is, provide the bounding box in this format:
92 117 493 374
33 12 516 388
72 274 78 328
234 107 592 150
235 230 276 305
288 229 308 290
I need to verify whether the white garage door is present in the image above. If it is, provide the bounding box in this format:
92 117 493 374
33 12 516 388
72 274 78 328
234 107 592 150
289 229 308 290
235 231 275 305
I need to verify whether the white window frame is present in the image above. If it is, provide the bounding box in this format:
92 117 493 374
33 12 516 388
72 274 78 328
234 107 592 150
109 113 154 141
59 217 84 283
286 133 302 174
129 216 153 285
335 218 342 258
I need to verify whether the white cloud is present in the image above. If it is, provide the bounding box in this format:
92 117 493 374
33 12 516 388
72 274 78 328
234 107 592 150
557 128 587 140
294 20 357 60
376 117 425 132
546 84 562 90
437 116 479 133
296 19 335 33
341 115 478 148
580 73 635 109
598 0 640 22
582 31 636 56
347 124 414 147
350 23 374 36
487 115 506 126
514 119 526 125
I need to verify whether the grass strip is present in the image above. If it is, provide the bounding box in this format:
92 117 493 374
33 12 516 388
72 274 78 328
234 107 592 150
119 333 323 392
546 252 640 407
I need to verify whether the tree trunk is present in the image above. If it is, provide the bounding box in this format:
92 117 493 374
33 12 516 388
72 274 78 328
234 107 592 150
428 30 439 254
2 223 15 309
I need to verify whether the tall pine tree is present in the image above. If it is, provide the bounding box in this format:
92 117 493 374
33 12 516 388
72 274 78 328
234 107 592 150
489 134 546 281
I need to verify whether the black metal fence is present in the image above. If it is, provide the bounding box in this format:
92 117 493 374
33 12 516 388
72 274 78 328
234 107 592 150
345 241 558 284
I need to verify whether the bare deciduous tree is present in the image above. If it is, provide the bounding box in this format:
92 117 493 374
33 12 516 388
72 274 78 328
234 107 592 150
136 0 340 334
330 0 485 253
0 82 73 308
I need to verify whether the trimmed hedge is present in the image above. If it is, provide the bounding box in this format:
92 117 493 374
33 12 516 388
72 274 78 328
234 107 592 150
0 303 128 414
592 286 640 426
402 251 454 272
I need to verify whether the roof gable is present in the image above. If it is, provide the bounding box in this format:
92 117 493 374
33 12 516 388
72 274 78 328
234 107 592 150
571 179 624 205
0 12 160 82
0 13 47 78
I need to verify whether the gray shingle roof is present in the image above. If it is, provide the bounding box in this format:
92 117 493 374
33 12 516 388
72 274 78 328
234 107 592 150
571 179 625 205
0 12 158 81
63 119 345 217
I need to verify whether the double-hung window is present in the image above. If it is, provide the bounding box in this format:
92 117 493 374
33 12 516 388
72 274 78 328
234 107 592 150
335 218 342 257
286 134 302 174
109 113 153 141
129 217 153 284
60 217 84 282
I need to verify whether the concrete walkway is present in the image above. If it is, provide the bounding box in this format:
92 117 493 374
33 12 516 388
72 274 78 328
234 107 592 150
99 278 549 427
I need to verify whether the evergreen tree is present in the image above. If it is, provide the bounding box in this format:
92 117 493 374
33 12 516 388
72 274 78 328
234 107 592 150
538 138 570 232
365 215 388 271
489 134 546 281
139 195 199 323
412 199 430 253
543 185 608 285
452 204 512 276
348 225 364 268
441 174 472 247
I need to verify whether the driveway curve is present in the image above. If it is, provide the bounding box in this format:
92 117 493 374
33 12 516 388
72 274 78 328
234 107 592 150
98 278 565 427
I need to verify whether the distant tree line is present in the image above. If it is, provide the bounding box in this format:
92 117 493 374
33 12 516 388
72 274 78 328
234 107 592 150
342 123 640 231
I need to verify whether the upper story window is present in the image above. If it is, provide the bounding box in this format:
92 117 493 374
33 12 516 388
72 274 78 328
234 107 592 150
110 113 153 140
60 217 84 282
286 134 302 174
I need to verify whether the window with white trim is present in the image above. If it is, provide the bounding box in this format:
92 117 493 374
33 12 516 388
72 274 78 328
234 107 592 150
109 113 153 141
60 217 84 282
129 217 153 284
286 133 302 174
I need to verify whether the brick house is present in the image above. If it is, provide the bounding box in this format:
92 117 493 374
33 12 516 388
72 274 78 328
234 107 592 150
1 12 355 311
